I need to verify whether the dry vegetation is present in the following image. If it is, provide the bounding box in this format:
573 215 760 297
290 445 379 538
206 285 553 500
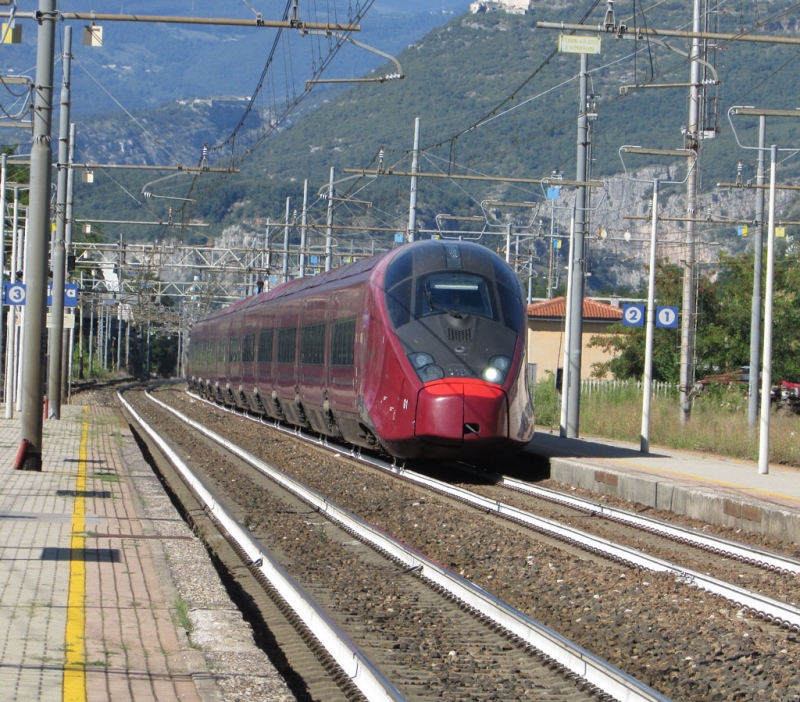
534 380 800 467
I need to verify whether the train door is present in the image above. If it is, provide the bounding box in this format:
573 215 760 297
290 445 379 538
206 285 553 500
327 288 360 408
298 296 327 432
274 300 300 421
240 303 257 385
254 305 277 418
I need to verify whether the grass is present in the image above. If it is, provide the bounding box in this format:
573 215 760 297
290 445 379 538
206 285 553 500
173 596 193 634
532 377 800 467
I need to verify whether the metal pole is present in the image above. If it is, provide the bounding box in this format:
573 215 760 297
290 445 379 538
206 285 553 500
505 223 511 264
61 122 77 399
300 179 308 278
679 0 702 426
116 304 122 371
5 197 20 419
748 116 767 429
78 300 83 379
16 217 27 414
265 219 272 286
125 319 130 371
758 145 777 476
18 0 57 470
548 200 555 299
641 179 660 454
566 52 589 439
47 24 72 420
66 325 73 403
177 325 182 377
560 206 576 438
326 167 334 272
88 297 94 378
0 153 6 398
104 305 110 370
63 122 76 398
408 117 420 242
283 197 290 283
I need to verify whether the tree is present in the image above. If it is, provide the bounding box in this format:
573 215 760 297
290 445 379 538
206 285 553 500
589 249 800 384
588 261 715 383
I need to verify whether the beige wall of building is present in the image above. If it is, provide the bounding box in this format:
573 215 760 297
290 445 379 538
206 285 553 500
526 320 619 383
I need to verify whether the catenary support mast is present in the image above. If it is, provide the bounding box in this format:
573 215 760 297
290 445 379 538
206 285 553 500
17 0 56 470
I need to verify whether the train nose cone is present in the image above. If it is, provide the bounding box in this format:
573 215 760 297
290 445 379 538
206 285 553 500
415 380 508 447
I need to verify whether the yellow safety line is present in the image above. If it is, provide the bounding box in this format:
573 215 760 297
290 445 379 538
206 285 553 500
63 408 88 702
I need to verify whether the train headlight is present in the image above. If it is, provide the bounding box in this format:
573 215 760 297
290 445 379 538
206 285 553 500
482 356 512 384
409 352 435 369
418 364 445 382
408 352 444 382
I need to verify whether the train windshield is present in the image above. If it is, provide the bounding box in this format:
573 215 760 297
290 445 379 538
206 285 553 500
418 273 493 320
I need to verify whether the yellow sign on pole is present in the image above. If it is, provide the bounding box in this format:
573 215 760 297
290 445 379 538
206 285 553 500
558 34 602 55
2 22 22 44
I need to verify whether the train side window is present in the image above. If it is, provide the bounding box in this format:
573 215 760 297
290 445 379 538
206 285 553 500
257 329 274 363
301 323 326 365
277 327 297 364
230 337 241 363
331 318 356 366
242 334 255 363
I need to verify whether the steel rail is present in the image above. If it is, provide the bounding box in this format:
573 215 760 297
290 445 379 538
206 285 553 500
170 390 670 702
184 390 800 633
118 390 405 702
491 472 800 576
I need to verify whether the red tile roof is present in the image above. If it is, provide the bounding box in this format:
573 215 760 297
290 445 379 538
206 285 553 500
527 296 623 321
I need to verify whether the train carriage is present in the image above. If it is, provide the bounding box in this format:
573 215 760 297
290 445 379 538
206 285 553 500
187 239 534 460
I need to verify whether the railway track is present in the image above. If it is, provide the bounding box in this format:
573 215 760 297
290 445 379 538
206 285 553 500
147 384 800 701
122 385 667 702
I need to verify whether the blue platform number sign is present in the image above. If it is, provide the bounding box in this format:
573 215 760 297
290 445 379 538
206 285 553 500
46 283 79 307
622 304 645 327
656 306 679 328
394 233 405 243
546 186 561 200
3 282 26 306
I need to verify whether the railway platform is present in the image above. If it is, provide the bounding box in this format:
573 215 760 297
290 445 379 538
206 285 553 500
0 402 294 702
527 429 800 543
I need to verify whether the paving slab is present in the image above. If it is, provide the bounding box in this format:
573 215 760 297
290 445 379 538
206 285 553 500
0 405 206 702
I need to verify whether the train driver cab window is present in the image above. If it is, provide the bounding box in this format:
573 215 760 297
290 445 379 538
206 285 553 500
417 273 494 321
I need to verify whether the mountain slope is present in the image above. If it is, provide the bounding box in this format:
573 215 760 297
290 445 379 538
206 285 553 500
68 1 800 294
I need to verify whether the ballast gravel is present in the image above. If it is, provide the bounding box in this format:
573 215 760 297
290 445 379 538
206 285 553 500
162 388 800 702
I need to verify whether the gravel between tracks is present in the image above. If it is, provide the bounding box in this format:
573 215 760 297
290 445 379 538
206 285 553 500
131 388 605 702
158 386 800 702
446 480 800 607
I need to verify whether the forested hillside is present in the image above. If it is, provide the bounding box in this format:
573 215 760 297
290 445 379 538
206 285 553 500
63 1 800 295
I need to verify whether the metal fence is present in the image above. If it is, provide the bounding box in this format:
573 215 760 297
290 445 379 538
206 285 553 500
580 378 676 397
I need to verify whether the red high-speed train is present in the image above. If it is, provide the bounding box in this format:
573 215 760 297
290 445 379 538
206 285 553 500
186 239 534 460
